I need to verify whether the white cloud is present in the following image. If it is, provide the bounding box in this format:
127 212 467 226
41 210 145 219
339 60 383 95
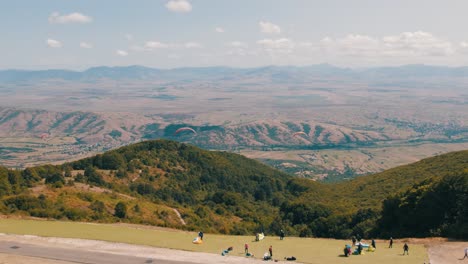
227 41 248 48
168 54 181 59
215 27 225 33
144 41 169 50
125 34 133 41
461 42 468 48
185 42 202 48
318 31 454 57
382 31 454 56
259 21 281 34
226 42 250 56
257 38 294 53
116 50 128 56
79 42 93 49
46 39 62 48
166 0 192 13
48 12 92 24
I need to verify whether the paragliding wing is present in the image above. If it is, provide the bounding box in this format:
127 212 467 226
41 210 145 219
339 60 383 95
39 133 49 140
174 127 197 136
292 131 307 137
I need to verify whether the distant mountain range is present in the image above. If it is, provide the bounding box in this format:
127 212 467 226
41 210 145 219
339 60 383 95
1 64 468 83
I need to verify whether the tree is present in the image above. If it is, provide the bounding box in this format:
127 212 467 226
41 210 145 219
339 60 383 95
84 166 105 185
114 202 127 218
0 167 12 197
101 152 126 170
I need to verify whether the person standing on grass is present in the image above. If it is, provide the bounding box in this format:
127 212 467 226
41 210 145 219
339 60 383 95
389 237 393 248
371 239 376 249
403 243 409 255
280 229 285 240
269 245 273 257
245 243 249 254
198 231 204 240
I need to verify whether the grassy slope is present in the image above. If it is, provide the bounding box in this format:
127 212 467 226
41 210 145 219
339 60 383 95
320 150 468 209
0 219 427 264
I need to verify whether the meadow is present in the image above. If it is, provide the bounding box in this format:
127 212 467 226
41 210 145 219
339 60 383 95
0 219 428 264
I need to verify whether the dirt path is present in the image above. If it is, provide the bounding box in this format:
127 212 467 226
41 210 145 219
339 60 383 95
0 253 74 264
427 242 467 264
0 234 268 264
172 208 186 225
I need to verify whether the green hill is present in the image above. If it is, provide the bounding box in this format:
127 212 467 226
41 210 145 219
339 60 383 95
0 140 466 239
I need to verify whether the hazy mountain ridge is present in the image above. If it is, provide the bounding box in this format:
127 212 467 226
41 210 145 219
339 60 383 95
0 108 388 147
2 64 468 83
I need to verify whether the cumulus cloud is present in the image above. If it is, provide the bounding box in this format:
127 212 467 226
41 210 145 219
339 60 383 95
226 41 251 56
259 21 281 34
144 41 169 50
382 31 454 56
46 39 62 48
166 0 192 13
257 38 294 53
48 12 92 24
185 42 202 48
116 50 128 56
319 31 454 57
227 41 248 48
215 27 225 33
79 42 92 49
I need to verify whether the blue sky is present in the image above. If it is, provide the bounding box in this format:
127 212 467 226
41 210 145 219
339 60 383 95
2 0 468 69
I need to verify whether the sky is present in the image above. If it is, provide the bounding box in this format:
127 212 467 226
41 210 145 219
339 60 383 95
1 0 468 70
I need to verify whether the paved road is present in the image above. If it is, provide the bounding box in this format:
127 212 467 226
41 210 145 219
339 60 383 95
0 241 192 264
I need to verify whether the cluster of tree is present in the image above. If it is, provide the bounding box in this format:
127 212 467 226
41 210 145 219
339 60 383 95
376 172 468 238
0 140 466 239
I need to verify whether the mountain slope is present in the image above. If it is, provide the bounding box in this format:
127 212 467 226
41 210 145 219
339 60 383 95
0 140 466 238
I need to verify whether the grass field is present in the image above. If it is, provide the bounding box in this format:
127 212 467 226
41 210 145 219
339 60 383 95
0 219 428 264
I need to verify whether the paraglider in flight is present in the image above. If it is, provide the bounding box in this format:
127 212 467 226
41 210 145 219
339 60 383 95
292 131 307 137
39 133 49 140
174 127 197 136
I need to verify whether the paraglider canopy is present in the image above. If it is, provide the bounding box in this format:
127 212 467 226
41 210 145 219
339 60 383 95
174 127 197 136
292 131 307 137
39 133 49 140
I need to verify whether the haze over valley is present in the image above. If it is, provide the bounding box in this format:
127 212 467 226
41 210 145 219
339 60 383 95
2 65 467 181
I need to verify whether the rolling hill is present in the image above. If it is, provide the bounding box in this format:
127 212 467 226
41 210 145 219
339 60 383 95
0 140 466 238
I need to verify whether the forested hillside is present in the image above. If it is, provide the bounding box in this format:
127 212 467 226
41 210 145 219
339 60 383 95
0 140 466 239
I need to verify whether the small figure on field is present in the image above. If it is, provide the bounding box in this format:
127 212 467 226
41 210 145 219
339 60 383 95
389 237 393 248
462 247 468 259
352 236 356 245
269 245 273 257
245 243 249 254
371 239 376 249
198 231 204 240
280 229 285 240
403 243 409 255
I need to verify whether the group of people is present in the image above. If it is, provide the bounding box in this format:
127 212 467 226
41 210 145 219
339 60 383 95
346 235 410 256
